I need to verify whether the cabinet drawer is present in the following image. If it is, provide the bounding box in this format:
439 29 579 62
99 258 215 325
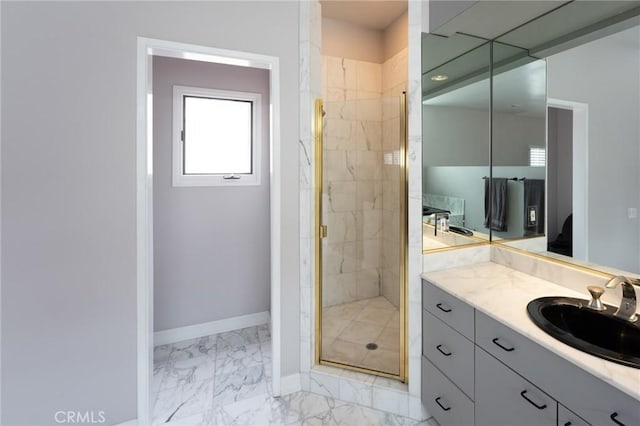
475 309 543 375
558 404 591 426
476 310 640 426
423 280 474 340
476 347 557 426
422 356 474 426
423 310 475 399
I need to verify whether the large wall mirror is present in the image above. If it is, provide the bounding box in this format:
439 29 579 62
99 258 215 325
422 33 491 250
422 1 640 276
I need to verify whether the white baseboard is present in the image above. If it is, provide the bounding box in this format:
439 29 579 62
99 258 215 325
154 311 269 346
280 373 302 395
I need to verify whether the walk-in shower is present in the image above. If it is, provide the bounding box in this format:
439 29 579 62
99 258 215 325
315 94 408 380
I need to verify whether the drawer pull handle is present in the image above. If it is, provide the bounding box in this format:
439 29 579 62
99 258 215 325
564 422 572 426
436 344 452 356
610 412 626 426
436 303 452 313
435 397 451 412
492 337 515 352
520 390 546 410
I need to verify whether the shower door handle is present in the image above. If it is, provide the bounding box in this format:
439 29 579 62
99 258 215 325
319 225 328 239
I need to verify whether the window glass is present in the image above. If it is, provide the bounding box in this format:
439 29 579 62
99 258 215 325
183 96 252 175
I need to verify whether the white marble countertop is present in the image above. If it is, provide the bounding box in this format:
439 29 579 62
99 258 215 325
422 262 640 401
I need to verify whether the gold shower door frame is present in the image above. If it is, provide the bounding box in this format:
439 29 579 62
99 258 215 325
314 95 408 382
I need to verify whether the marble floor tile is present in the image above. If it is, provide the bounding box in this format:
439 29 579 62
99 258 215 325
153 362 170 395
362 348 400 375
322 316 351 339
161 356 216 391
304 403 418 426
324 299 367 320
216 327 259 353
337 320 384 345
323 338 369 365
152 324 420 426
213 364 268 405
355 306 395 326
257 323 271 343
154 344 173 364
214 343 262 376
153 378 214 424
280 391 343 424
365 296 397 311
376 325 400 351
321 297 401 373
213 393 284 426
169 336 216 362
163 410 214 425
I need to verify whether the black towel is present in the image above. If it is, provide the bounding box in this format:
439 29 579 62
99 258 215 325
524 179 545 236
484 178 508 232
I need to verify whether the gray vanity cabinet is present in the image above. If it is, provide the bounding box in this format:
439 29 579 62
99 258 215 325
422 279 640 426
476 346 556 426
422 281 475 426
558 405 591 426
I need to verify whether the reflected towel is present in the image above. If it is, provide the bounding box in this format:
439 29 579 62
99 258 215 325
524 179 545 236
484 178 508 232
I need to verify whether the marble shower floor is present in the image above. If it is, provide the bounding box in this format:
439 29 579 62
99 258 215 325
152 324 430 425
322 296 400 376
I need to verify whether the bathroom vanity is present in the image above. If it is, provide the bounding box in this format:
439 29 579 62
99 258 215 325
421 263 640 426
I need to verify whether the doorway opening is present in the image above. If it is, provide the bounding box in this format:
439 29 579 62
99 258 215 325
547 99 589 262
136 38 282 425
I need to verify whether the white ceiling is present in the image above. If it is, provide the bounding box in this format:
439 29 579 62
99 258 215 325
320 0 408 30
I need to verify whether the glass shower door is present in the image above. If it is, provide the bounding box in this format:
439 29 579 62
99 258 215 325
316 95 406 378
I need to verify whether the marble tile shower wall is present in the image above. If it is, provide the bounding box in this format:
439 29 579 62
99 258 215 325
381 48 408 308
321 55 384 307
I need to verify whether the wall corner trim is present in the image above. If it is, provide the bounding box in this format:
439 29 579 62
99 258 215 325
280 373 302 396
153 311 269 346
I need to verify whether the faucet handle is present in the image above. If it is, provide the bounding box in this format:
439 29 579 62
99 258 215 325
587 286 605 311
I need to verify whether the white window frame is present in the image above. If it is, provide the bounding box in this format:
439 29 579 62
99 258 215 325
172 85 262 186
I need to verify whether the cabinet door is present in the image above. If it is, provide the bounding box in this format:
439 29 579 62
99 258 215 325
475 347 557 426
558 404 591 426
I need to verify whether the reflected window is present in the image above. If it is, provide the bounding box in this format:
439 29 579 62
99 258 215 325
529 146 546 167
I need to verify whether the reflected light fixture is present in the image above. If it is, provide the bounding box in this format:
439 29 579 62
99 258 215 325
430 74 448 81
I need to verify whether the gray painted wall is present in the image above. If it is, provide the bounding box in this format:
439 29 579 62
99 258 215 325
548 32 640 273
423 105 544 167
153 57 270 332
1 2 299 424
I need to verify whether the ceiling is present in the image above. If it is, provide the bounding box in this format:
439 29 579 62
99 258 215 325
423 23 639 114
432 1 568 39
320 0 408 30
424 60 547 116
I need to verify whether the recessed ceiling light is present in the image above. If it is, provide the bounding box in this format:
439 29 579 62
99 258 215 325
431 75 448 81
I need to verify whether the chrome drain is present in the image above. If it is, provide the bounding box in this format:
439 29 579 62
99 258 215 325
366 343 378 350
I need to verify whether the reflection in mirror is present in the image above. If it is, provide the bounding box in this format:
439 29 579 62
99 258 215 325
494 2 640 275
422 33 491 251
490 42 547 243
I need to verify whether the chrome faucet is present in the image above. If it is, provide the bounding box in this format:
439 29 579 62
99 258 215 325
605 275 640 322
